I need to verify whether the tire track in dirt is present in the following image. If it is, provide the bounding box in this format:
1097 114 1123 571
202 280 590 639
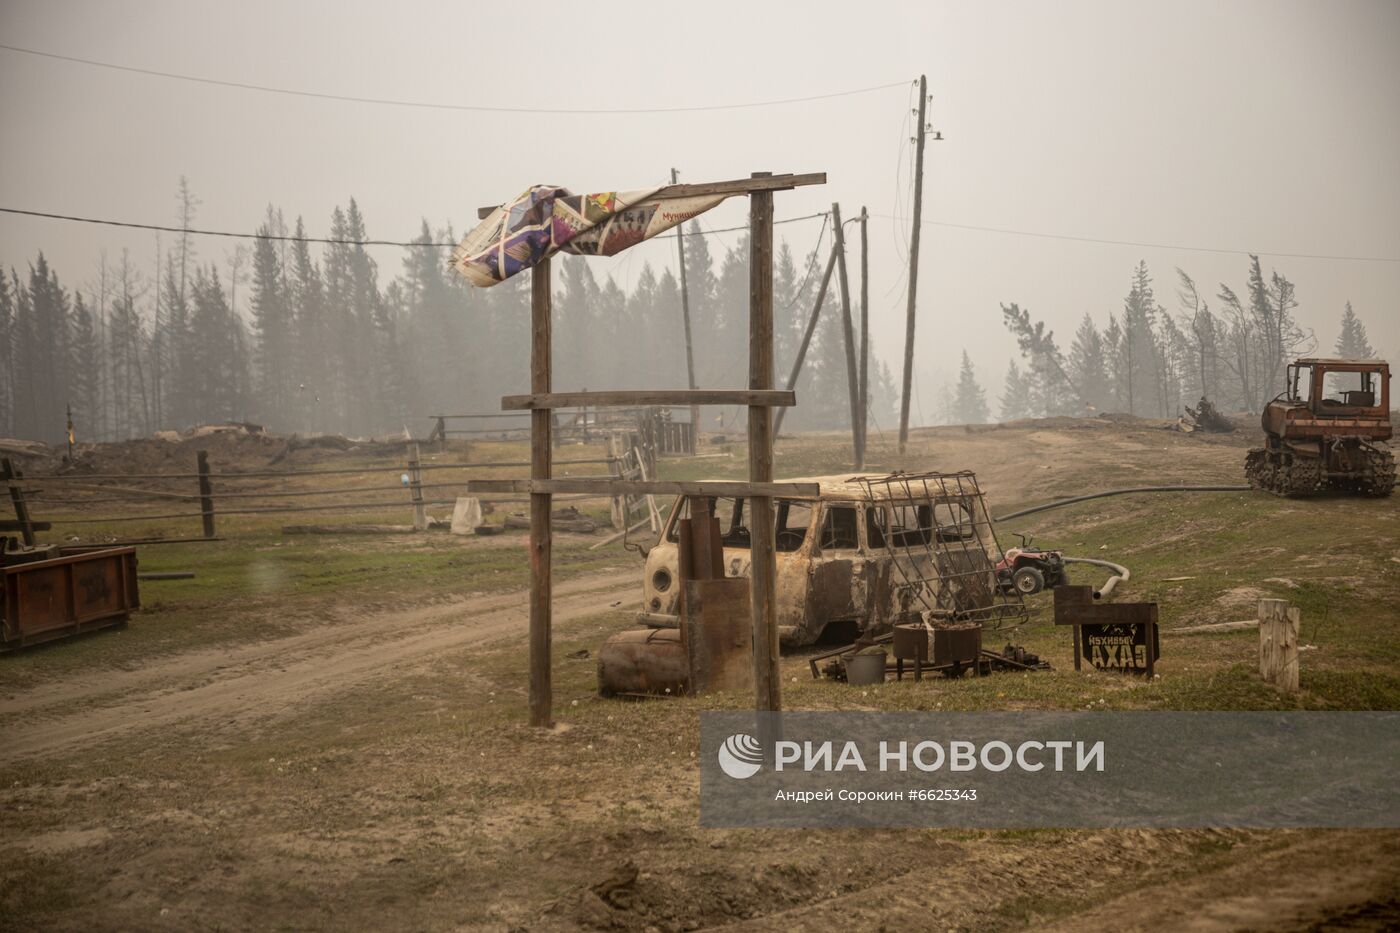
0 571 635 765
707 830 1399 932
1032 829 1400 932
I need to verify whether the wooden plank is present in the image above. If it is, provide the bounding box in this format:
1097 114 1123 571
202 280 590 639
477 173 827 218
0 520 51 532
1258 598 1300 694
633 445 663 532
281 524 417 535
465 479 820 498
2 458 37 546
683 577 755 695
530 257 553 728
748 172 782 714
500 389 795 411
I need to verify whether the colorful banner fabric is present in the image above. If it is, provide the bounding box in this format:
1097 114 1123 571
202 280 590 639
450 185 727 287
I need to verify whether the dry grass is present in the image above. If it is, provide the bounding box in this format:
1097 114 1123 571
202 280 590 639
2 418 1397 931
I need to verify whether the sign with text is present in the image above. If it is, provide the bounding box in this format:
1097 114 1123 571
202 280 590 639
700 711 1399 829
1081 621 1160 672
1054 585 1159 675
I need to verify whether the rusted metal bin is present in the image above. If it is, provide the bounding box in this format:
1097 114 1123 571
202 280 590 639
597 628 689 697
1 547 140 651
933 623 981 667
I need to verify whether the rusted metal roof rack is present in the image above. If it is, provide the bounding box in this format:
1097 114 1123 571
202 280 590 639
859 470 1029 631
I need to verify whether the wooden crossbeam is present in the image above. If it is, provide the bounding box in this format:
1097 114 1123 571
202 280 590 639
466 479 820 498
0 520 51 532
476 172 827 219
501 389 795 411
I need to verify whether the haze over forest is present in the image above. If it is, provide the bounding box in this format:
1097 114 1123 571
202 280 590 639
1 0 1396 445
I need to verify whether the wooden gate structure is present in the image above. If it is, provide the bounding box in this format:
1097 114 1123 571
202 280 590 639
463 172 825 726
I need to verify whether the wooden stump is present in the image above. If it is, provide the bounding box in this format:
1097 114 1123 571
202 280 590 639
1258 598 1300 694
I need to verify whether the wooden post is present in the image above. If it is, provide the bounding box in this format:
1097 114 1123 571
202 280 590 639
748 173 781 713
1258 598 1300 694
2 457 35 547
773 245 837 438
672 168 701 443
195 450 216 539
408 441 427 531
858 206 870 462
530 258 554 727
606 435 625 529
898 74 929 457
831 203 862 468
634 445 663 532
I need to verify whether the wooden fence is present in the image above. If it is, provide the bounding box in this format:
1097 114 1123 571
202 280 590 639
0 446 635 545
427 405 694 455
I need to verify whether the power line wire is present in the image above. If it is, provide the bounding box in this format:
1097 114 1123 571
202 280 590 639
0 206 827 247
870 213 1400 263
30 201 1381 264
0 43 907 115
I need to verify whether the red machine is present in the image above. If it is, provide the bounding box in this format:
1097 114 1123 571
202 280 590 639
995 533 1067 595
1246 358 1393 497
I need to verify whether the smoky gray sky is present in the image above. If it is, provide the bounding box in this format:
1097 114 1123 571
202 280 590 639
2 0 1397 420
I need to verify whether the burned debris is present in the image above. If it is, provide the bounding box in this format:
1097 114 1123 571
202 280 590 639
1179 397 1235 434
601 470 1059 695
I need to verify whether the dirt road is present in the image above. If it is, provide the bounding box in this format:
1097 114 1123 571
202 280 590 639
707 829 1400 932
0 570 636 764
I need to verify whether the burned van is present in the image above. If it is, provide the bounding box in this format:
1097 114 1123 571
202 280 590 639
635 472 1023 646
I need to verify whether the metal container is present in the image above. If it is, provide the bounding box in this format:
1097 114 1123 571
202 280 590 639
597 627 690 697
1 546 140 651
845 650 887 685
891 622 930 662
932 624 981 667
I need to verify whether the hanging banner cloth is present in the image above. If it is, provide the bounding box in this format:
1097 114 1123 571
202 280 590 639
450 185 728 287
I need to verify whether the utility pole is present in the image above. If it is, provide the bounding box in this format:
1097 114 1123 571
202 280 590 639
831 203 862 468
858 206 870 463
672 168 700 444
899 74 932 456
773 243 837 439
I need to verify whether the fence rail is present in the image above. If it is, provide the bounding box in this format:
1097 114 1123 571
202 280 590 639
0 445 635 543
426 405 696 455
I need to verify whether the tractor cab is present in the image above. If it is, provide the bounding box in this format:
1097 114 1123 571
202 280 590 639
1265 359 1390 442
1249 357 1394 497
1282 359 1389 416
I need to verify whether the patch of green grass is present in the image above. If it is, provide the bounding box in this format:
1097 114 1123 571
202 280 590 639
0 529 625 689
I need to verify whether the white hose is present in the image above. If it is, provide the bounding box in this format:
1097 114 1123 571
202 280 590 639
1061 556 1130 600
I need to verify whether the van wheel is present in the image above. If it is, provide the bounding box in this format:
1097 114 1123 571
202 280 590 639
1012 566 1045 595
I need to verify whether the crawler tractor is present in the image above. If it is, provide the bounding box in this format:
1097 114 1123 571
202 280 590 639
1246 358 1394 497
